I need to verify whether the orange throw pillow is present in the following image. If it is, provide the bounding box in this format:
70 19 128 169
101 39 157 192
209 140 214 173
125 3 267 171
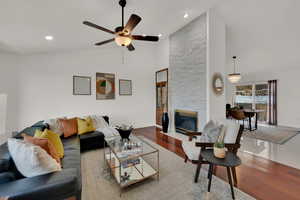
22 134 60 165
59 118 78 138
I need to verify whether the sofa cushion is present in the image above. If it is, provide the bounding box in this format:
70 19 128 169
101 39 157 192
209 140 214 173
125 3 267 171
79 131 105 151
0 143 10 173
62 136 80 151
0 172 16 184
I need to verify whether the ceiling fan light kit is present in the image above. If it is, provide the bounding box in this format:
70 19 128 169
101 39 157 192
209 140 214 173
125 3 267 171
83 0 159 51
115 35 132 46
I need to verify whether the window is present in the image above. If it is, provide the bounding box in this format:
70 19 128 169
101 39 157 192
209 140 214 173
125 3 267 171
234 83 268 122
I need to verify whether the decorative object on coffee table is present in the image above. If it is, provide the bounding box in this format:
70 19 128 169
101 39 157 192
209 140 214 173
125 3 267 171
161 107 169 133
104 135 159 196
116 124 133 141
201 149 241 199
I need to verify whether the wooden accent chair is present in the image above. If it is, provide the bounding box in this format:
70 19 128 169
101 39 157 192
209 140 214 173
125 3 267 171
181 120 244 186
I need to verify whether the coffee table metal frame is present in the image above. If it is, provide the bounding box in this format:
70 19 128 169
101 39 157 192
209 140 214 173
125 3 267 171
103 135 159 196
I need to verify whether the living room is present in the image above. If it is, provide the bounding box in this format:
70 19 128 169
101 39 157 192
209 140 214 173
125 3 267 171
1 0 300 200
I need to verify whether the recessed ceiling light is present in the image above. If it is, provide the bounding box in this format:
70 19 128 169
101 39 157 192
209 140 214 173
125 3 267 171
184 13 189 18
45 35 54 41
158 34 162 37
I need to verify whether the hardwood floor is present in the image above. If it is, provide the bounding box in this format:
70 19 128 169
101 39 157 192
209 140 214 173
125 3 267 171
133 126 300 200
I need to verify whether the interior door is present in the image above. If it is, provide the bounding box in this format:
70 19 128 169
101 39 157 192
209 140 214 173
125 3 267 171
156 69 168 126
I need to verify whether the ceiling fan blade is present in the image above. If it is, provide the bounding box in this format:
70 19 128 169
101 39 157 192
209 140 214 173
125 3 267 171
83 21 115 34
132 35 159 42
94 38 115 46
124 14 142 33
127 44 135 51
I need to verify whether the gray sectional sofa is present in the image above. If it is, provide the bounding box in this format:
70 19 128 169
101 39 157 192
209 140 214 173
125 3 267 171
0 116 109 200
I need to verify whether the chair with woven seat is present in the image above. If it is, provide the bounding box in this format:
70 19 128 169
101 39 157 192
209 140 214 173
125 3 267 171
181 120 244 186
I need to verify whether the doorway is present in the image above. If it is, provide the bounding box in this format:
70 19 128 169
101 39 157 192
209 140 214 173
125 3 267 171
156 69 168 126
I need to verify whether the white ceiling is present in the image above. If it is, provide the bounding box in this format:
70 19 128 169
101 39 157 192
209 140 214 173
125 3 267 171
0 0 220 54
215 0 300 73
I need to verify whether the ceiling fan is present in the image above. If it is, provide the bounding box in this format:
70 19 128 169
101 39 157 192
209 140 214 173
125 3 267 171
83 0 159 51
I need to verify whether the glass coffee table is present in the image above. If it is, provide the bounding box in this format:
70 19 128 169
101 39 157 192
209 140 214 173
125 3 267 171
104 135 159 195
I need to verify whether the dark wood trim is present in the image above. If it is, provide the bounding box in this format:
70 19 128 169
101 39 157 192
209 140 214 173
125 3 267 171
155 68 168 125
73 75 91 95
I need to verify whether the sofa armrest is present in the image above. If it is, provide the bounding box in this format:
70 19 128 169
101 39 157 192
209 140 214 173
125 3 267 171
0 168 79 200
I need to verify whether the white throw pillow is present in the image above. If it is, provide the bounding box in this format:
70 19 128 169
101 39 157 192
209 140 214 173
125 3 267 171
44 118 64 136
8 138 61 177
89 115 109 129
200 120 221 143
217 120 240 143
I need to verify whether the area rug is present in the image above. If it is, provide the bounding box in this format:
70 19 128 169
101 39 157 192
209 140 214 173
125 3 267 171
81 137 255 200
243 125 300 144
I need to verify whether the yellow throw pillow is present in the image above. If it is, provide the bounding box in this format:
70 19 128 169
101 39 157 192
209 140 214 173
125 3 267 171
34 129 43 137
37 129 64 158
77 117 96 135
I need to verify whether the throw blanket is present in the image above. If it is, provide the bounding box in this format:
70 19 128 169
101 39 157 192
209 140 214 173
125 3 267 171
97 126 119 138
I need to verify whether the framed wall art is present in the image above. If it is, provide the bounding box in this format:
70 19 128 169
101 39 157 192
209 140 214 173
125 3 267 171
73 76 91 95
96 73 115 100
119 79 132 96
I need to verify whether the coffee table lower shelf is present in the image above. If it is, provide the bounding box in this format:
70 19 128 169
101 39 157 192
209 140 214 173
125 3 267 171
105 153 159 194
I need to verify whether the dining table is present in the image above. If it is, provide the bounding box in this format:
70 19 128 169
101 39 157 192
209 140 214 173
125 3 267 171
243 109 265 131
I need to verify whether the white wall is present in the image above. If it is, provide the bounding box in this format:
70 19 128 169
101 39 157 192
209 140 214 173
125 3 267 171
0 94 7 133
226 69 300 128
16 44 160 129
214 0 300 127
0 53 19 132
207 9 226 121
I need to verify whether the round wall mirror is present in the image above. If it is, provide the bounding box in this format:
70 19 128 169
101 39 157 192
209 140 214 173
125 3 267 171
212 73 224 95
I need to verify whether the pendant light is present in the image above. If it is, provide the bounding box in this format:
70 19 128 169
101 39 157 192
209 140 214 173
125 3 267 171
228 56 242 83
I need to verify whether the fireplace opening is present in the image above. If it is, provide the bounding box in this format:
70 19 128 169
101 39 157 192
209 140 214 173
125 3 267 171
175 109 198 134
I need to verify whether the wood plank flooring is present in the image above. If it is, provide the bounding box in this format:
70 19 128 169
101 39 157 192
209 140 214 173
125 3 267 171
133 126 300 200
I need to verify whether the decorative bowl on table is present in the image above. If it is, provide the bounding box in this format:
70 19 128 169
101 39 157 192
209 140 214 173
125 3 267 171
116 124 133 141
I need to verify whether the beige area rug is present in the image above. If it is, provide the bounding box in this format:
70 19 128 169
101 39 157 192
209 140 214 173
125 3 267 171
81 137 255 200
243 125 300 144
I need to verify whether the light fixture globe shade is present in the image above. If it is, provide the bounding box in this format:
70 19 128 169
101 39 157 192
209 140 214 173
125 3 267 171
115 35 132 46
228 73 242 83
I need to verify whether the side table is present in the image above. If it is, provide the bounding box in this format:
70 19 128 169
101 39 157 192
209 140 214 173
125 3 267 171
200 149 241 199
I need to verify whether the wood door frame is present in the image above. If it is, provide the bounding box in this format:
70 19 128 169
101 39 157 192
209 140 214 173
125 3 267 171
155 68 169 125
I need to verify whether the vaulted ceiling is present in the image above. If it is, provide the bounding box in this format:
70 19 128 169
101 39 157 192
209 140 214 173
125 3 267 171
0 0 220 54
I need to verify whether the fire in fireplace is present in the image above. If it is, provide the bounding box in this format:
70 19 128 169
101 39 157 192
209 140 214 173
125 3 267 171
175 109 198 134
